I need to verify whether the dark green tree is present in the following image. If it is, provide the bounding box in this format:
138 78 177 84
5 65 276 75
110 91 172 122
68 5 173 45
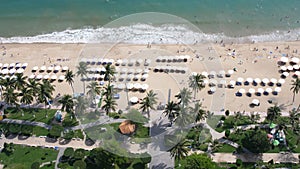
178 153 220 169
241 129 270 153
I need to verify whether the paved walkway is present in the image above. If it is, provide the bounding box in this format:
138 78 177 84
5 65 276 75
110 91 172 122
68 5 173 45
55 147 66 169
0 119 51 129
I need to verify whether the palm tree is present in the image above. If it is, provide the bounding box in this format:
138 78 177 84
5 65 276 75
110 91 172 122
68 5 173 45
102 95 117 115
267 105 281 122
291 78 300 103
3 88 18 106
289 108 300 132
168 138 190 160
104 64 115 82
19 88 34 106
210 139 222 153
74 96 89 116
87 81 102 98
188 74 205 99
76 62 89 94
194 104 207 123
175 87 192 108
163 101 179 125
14 73 27 90
58 94 75 115
27 79 40 101
37 80 55 108
65 70 75 94
249 112 260 124
140 90 158 118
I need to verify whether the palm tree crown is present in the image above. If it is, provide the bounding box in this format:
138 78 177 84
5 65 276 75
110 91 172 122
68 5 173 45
76 62 89 94
104 64 115 82
168 138 190 160
65 70 75 93
291 78 300 102
59 94 75 114
140 90 158 118
188 74 205 99
267 105 281 122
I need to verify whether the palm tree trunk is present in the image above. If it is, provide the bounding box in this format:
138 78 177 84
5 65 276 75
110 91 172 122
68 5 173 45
83 81 86 94
71 84 74 95
293 93 295 103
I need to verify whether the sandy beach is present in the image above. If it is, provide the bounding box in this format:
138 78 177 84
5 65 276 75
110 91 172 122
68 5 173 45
1 41 299 115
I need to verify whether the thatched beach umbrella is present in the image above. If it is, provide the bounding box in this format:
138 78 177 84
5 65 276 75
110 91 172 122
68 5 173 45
257 88 264 94
278 79 285 84
201 71 208 77
266 88 272 93
238 88 246 94
274 87 281 93
9 69 16 74
248 88 255 94
43 74 50 80
287 65 293 71
270 78 277 84
291 57 300 64
141 74 149 81
36 74 43 80
62 66 69 71
47 66 54 72
40 66 46 71
58 75 65 81
293 65 299 70
29 74 35 79
115 59 122 66
246 77 253 83
1 69 9 75
15 63 22 68
9 63 15 68
119 120 136 134
141 84 149 91
282 72 289 77
144 59 151 66
3 63 9 68
252 99 260 106
135 68 142 74
133 74 141 81
127 74 134 81
117 83 125 90
16 68 24 74
32 66 39 71
122 59 128 66
280 57 288 63
22 63 28 68
143 69 150 74
227 69 234 75
262 78 269 84
280 66 287 71
126 83 134 90
51 75 57 80
210 87 216 93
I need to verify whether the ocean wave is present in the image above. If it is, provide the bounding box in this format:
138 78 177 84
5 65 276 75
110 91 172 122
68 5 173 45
0 24 299 44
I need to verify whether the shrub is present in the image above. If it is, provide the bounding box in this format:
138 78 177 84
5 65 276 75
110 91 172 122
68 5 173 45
49 125 63 138
220 115 226 121
73 160 86 169
236 159 242 166
21 125 33 136
198 144 208 151
31 162 40 169
64 147 74 158
225 129 230 138
225 110 230 116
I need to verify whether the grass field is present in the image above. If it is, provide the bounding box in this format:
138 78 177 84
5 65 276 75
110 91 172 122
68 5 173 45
0 144 58 168
4 108 57 124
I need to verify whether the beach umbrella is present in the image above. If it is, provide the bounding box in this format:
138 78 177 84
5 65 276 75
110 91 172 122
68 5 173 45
16 68 24 74
115 59 122 66
252 99 260 106
141 74 149 80
117 83 125 89
122 59 128 66
80 58 87 63
246 77 253 83
229 80 235 87
144 59 151 66
126 83 133 90
29 74 35 79
203 79 209 84
108 59 114 65
59 75 65 81
248 88 255 94
62 66 69 71
133 83 141 89
102 59 109 65
201 71 208 77
3 75 9 79
274 87 281 93
209 79 217 86
262 78 269 84
10 75 17 80
133 74 141 80
280 66 287 71
141 84 149 90
126 74 134 81
280 57 288 63
15 63 22 68
266 88 272 93
43 75 50 80
282 72 289 77
287 65 293 71
227 69 234 75
136 68 143 74
128 68 135 74
257 88 264 94
273 140 280 146
22 63 28 68
219 80 226 85
129 97 139 104
295 71 300 76
54 66 61 71
36 74 43 80
32 66 39 71
270 78 277 84
1 69 8 74
9 63 15 68
40 66 46 71
237 77 244 83
219 70 226 76
128 59 136 66
291 57 300 64
137 59 143 64
9 69 16 74
238 88 246 94
121 68 128 74
293 65 299 70
143 69 150 74
47 66 54 72
3 63 9 68
51 75 57 80
209 71 216 77
210 87 216 92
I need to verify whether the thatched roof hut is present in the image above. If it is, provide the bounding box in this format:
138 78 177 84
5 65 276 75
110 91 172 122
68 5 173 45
119 120 136 135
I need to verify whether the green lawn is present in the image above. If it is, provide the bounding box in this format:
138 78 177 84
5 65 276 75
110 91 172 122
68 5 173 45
216 144 236 153
33 126 49 136
0 144 58 168
74 129 84 139
4 108 57 124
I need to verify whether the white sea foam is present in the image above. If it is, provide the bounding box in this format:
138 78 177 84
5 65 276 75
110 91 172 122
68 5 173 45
0 24 299 44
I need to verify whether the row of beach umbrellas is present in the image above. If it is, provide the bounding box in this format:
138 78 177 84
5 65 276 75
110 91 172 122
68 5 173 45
280 56 299 64
0 68 25 74
116 74 149 82
28 74 65 81
0 63 28 69
32 65 69 72
112 83 149 91
199 69 234 78
153 66 187 73
281 71 300 78
237 87 282 95
235 77 285 86
280 65 300 71
156 55 191 62
115 59 151 67
80 58 114 65
115 67 150 75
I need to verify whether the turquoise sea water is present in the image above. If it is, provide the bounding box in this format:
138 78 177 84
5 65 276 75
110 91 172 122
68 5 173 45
0 0 300 42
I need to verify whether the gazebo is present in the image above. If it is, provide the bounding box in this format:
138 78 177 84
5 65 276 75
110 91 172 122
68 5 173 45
119 120 136 135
